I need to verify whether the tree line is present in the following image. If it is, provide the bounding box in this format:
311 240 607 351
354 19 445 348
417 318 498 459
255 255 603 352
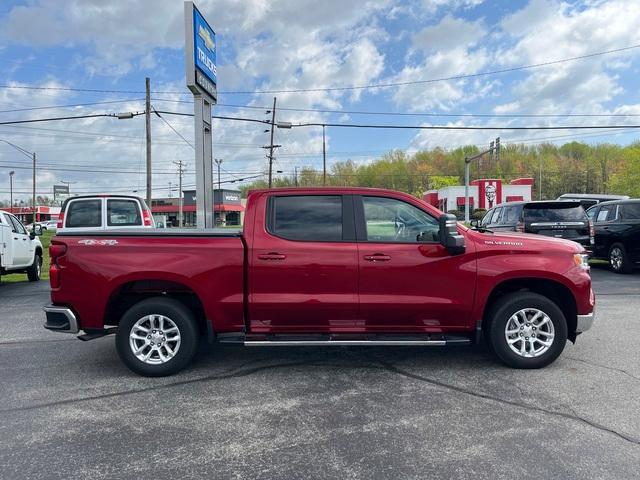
241 141 640 200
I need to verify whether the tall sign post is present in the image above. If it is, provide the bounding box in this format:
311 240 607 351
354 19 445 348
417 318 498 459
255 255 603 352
184 1 217 228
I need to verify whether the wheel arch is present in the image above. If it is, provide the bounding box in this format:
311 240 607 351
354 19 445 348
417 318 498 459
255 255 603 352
103 279 210 340
482 277 578 342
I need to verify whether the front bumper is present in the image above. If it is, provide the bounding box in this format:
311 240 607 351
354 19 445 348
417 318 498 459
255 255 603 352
43 305 79 334
576 310 595 333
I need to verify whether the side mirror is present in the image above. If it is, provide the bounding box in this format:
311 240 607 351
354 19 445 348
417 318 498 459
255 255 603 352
469 219 479 228
34 225 43 236
439 214 465 255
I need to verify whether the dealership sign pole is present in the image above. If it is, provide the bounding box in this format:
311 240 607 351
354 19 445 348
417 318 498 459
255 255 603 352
184 1 217 228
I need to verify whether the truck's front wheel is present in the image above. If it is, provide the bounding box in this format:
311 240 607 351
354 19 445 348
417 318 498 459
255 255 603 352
486 292 568 369
116 297 199 376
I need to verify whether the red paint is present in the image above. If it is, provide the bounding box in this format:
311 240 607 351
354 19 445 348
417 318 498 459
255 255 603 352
49 187 594 338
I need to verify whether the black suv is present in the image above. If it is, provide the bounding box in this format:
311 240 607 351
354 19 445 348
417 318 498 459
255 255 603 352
478 200 592 248
586 199 640 273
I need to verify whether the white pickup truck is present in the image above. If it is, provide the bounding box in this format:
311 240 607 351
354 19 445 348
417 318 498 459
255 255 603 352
0 210 43 283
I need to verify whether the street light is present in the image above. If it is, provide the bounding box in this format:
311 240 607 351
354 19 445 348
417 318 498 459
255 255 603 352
9 171 14 212
0 139 36 226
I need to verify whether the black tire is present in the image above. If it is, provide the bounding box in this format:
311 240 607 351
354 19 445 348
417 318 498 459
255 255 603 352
27 254 42 282
485 292 568 369
609 243 632 274
115 297 199 377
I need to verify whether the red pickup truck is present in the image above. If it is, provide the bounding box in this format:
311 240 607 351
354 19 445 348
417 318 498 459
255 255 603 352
44 188 595 376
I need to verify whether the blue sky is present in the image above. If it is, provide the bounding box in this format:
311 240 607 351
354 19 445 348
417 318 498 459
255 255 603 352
1 0 639 200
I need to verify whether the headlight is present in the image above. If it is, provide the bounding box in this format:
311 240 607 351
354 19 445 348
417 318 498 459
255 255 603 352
573 253 590 270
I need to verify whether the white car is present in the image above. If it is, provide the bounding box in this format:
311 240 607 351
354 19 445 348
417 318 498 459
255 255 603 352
39 220 58 232
0 210 43 283
57 195 155 232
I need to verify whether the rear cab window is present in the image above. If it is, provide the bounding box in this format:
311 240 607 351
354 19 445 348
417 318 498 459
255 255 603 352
269 195 344 241
107 199 142 226
65 199 102 228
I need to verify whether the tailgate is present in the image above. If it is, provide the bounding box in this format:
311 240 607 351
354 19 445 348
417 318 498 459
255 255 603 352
526 221 590 239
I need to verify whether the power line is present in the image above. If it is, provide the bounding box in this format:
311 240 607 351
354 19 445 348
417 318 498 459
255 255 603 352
0 98 145 114
2 43 639 96
152 108 194 149
0 112 145 126
152 98 640 119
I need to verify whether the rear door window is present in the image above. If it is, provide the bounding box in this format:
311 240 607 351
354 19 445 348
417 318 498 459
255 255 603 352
596 205 617 222
621 203 640 220
270 195 343 241
107 199 142 226
586 207 599 220
65 199 102 228
502 205 522 224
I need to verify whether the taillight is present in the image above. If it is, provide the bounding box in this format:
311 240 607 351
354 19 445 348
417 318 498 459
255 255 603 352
589 219 595 245
49 242 68 289
516 222 525 232
56 211 64 229
142 208 153 227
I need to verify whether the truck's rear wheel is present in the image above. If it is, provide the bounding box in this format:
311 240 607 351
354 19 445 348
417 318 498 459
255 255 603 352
27 254 42 282
115 297 199 376
486 292 567 369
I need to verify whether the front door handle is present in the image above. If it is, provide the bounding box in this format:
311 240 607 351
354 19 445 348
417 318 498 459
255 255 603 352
364 254 391 262
258 253 287 261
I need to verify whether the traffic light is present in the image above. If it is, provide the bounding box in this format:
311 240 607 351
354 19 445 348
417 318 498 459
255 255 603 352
494 137 500 162
489 141 495 163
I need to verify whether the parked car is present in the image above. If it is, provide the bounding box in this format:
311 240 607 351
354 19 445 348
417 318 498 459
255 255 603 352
477 200 593 249
0 210 43 283
586 199 640 273
57 195 155 231
39 220 58 232
44 187 595 376
557 193 629 209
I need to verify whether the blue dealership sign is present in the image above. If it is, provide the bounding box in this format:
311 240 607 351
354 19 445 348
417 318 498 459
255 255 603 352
192 5 217 99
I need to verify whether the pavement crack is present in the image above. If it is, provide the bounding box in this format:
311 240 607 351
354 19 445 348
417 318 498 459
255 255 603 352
370 357 640 447
0 358 319 414
565 356 640 382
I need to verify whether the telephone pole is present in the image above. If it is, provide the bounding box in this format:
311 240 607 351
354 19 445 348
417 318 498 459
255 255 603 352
322 125 327 186
32 152 36 224
267 97 277 188
145 77 152 205
173 160 185 227
9 171 14 211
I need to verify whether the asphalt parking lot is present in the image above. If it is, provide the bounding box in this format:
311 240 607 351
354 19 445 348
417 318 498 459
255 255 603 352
1 265 639 479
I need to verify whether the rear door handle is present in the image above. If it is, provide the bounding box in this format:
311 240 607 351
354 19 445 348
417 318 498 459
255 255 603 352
364 254 391 262
258 253 287 260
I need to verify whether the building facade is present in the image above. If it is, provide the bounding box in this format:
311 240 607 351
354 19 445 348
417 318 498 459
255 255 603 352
423 178 533 213
151 189 245 227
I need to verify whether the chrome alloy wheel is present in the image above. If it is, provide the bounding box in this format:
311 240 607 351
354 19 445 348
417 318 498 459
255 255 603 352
504 308 555 358
610 247 624 271
129 314 181 365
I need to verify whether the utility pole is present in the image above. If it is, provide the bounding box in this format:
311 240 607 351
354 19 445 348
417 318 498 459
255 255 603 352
32 152 36 224
168 181 173 198
173 160 185 227
145 77 152 206
538 153 543 200
214 158 223 225
322 125 327 186
268 97 277 188
294 166 298 187
9 171 14 212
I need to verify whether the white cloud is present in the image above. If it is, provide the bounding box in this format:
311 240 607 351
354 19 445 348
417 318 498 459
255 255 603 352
412 15 485 53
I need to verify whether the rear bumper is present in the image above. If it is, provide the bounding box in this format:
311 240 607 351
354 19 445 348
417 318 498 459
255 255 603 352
576 310 595 333
43 305 79 334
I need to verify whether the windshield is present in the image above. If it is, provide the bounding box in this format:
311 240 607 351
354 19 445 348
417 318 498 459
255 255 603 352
524 206 587 222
